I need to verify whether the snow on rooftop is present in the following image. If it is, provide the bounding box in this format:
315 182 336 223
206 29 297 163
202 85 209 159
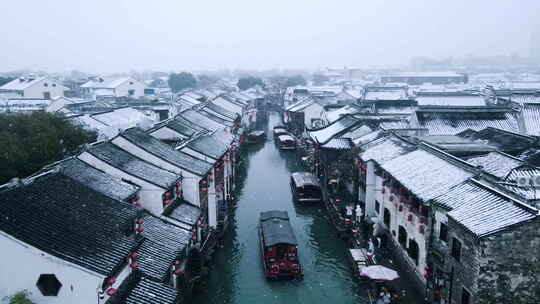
382 149 474 202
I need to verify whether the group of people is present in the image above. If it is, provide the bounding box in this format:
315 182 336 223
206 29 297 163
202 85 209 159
376 286 404 304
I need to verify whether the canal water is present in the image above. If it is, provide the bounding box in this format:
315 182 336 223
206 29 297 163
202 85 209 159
194 114 368 304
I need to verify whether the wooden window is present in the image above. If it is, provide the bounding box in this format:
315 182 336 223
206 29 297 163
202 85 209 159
439 222 448 243
461 287 471 304
398 226 407 248
383 208 391 227
452 237 462 262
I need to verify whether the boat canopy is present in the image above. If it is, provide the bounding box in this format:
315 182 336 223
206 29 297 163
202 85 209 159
291 172 319 187
260 211 298 247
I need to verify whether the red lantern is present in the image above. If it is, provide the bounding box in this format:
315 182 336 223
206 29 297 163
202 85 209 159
130 262 140 269
174 269 184 275
136 227 144 233
136 219 144 225
174 260 181 266
165 191 171 197
192 235 197 241
128 252 140 259
106 288 118 296
107 277 116 285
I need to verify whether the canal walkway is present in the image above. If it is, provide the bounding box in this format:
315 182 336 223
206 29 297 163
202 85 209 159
193 114 369 304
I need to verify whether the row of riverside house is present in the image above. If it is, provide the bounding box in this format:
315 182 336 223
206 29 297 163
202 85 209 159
301 111 540 304
0 88 260 304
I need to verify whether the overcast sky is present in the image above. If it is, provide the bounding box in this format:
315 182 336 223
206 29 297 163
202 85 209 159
1 0 539 73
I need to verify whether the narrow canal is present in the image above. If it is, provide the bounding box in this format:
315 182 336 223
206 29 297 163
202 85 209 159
194 114 368 304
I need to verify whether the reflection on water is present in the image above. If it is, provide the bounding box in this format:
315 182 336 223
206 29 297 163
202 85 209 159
193 113 368 304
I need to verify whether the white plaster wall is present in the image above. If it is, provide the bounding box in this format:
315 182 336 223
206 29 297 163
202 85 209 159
114 80 145 98
383 187 429 283
24 79 67 99
0 232 104 304
181 171 201 207
364 161 377 219
77 152 165 215
304 103 324 128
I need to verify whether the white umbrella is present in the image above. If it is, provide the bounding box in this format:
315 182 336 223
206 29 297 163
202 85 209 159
360 265 399 281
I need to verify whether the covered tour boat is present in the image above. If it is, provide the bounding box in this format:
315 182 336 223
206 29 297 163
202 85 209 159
246 130 266 144
276 134 296 150
290 172 322 203
273 126 289 138
259 210 303 280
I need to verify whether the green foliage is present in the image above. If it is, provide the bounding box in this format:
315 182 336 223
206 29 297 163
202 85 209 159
237 76 264 91
168 72 197 93
197 74 219 88
7 290 33 304
285 75 307 87
0 112 97 184
312 73 330 85
0 76 15 86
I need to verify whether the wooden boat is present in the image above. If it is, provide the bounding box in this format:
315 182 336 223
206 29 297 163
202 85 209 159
290 172 322 203
259 211 303 280
273 126 288 138
276 134 296 150
246 130 266 144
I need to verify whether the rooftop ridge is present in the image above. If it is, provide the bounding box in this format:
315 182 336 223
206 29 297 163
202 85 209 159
418 142 480 174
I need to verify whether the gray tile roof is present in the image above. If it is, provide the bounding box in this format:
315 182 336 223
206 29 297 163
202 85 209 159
522 103 540 136
414 107 521 135
433 180 538 237
183 133 229 160
360 135 416 165
166 202 201 226
382 148 474 202
106 270 179 304
0 173 139 276
179 110 229 130
308 115 360 144
120 128 212 176
465 152 523 179
86 142 179 189
321 138 353 150
58 158 139 202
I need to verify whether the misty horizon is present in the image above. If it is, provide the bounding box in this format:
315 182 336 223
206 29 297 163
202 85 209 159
1 0 539 73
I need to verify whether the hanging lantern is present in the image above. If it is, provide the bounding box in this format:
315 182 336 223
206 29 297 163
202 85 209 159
130 262 140 269
174 260 181 266
192 235 197 241
128 252 140 260
106 288 118 296
135 219 144 225
107 277 117 285
165 191 172 197
174 269 184 275
136 226 144 233
164 199 173 205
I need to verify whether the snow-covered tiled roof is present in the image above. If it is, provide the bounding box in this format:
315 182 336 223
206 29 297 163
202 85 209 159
308 115 359 144
465 152 523 180
434 180 538 237
81 77 132 89
382 148 474 202
325 104 362 123
522 103 540 136
414 107 520 135
321 138 353 150
0 77 47 90
360 135 416 165
416 95 486 106
285 97 316 112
